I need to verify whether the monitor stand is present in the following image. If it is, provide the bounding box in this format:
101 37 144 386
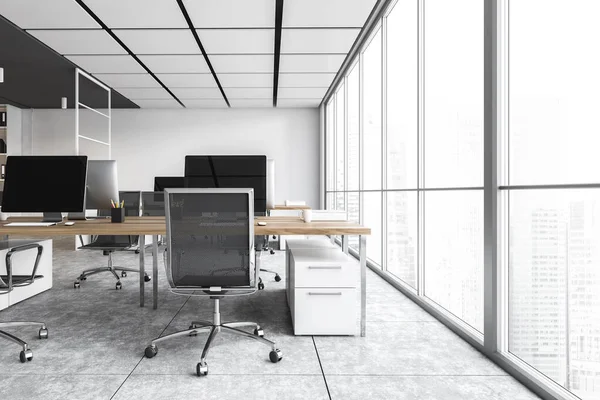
42 212 63 223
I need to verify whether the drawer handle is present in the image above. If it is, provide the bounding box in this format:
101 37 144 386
307 292 342 296
307 266 342 270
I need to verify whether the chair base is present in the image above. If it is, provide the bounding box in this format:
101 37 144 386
74 252 150 289
0 321 48 363
144 298 282 376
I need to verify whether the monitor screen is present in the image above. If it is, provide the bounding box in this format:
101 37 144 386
1 156 88 213
154 177 185 192
184 156 266 214
86 160 119 210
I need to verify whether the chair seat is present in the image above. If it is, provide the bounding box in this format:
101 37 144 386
0 274 44 285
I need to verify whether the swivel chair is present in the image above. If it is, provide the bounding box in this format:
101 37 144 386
74 192 150 290
0 243 49 362
144 188 283 376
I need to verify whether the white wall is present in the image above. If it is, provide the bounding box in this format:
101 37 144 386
30 108 320 208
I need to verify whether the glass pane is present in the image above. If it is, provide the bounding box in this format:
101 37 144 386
509 1 600 185
347 64 360 191
387 191 418 288
362 28 382 190
364 191 382 266
335 85 345 192
348 191 360 250
326 101 335 191
509 189 600 400
386 0 418 189
423 0 483 188
326 192 334 211
424 190 484 332
335 192 345 212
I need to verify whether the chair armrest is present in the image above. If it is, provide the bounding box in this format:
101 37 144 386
5 243 44 290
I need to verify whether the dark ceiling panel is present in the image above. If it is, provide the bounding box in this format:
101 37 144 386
0 15 138 109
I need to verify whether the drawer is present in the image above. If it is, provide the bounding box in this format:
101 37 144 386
291 248 357 288
292 288 357 335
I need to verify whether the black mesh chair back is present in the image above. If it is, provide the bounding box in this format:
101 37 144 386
164 188 255 292
141 191 165 216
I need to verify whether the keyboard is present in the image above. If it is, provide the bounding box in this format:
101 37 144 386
4 222 57 227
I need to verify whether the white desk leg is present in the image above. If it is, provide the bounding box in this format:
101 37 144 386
139 235 145 307
341 235 349 254
359 235 367 337
153 235 159 310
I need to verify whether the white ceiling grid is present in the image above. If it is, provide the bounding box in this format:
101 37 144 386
0 0 377 108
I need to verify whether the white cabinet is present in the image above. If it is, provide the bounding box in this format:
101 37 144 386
289 248 358 335
0 239 53 310
285 238 338 306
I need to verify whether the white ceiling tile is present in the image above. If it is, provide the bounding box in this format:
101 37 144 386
283 0 377 28
114 29 199 54
28 29 125 55
197 29 274 54
66 55 146 73
281 29 360 54
84 0 187 28
0 0 99 28
210 55 273 73
278 73 335 88
279 54 346 73
133 99 183 109
138 55 209 73
277 99 321 108
116 87 172 99
183 99 228 108
230 99 273 108
225 88 272 99
278 87 328 99
171 87 223 99
184 0 275 28
93 73 160 88
156 74 217 88
219 74 272 88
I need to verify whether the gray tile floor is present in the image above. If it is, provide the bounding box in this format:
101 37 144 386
0 237 540 400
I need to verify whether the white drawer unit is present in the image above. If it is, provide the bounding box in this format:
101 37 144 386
292 288 357 335
285 239 339 306
289 247 359 335
291 248 357 288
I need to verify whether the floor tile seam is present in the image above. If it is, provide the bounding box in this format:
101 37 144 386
109 293 194 400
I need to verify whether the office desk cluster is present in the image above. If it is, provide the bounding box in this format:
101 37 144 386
0 216 371 336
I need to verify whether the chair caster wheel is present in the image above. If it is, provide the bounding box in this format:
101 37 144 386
73 281 80 289
274 274 281 282
80 276 87 281
188 325 198 336
19 350 33 363
144 275 151 282
269 349 283 363
254 328 264 337
38 328 49 339
116 282 122 290
197 362 208 376
135 249 140 254
121 271 127 278
270 250 275 255
144 345 158 358
258 282 265 290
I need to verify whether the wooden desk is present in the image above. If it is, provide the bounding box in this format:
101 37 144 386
0 216 372 336
0 217 164 310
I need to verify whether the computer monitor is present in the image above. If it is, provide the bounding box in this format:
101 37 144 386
154 177 185 191
184 155 267 215
86 160 119 210
1 155 88 222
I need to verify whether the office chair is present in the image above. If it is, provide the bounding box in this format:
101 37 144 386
141 191 166 247
74 192 150 290
0 243 49 362
256 235 280 290
144 188 283 376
